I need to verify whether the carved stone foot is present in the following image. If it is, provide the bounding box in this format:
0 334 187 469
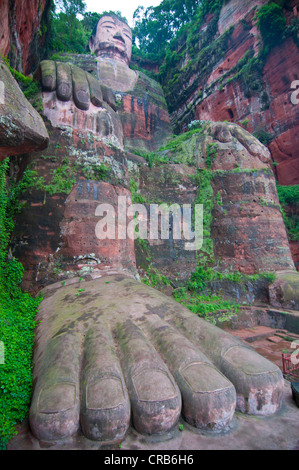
29 275 284 444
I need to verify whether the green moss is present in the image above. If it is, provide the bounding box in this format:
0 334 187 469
50 53 73 62
6 65 41 100
160 24 234 112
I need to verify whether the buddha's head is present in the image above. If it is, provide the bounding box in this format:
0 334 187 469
89 15 133 65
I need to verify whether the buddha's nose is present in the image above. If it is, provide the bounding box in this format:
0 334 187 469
113 31 125 44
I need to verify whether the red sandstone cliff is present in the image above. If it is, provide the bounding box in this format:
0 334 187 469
166 0 299 186
0 0 51 75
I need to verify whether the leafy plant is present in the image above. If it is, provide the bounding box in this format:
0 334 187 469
206 142 218 169
80 162 111 182
253 128 274 146
173 287 240 325
130 180 147 204
277 184 299 242
0 159 42 449
255 2 286 49
173 267 275 325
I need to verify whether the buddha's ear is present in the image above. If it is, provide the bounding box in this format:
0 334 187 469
89 36 96 53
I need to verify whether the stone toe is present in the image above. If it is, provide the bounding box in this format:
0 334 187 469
29 381 79 441
167 309 284 415
80 326 130 442
144 316 236 430
29 333 81 441
221 345 284 415
117 321 181 435
81 375 130 441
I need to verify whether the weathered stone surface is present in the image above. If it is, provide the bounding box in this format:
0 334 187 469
211 169 294 273
42 92 124 150
117 321 181 435
11 121 136 293
218 0 266 36
41 54 172 153
29 332 81 441
132 121 295 278
80 325 131 441
144 315 236 430
269 270 299 311
28 275 284 443
121 72 172 153
89 15 133 67
0 57 49 159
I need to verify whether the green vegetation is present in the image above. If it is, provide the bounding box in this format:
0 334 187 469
255 2 286 50
130 179 147 204
133 0 229 62
173 267 275 325
160 124 210 153
173 288 240 325
206 142 218 170
277 184 299 242
141 264 171 289
160 24 234 110
27 157 77 196
49 0 91 54
187 266 276 291
285 17 299 46
277 184 299 206
1 57 41 104
48 1 129 55
131 122 211 168
0 159 42 449
79 162 111 182
1 57 43 113
135 238 171 288
44 158 76 195
194 169 215 266
253 128 274 146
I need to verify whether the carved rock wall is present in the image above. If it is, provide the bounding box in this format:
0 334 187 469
12 121 137 294
131 123 295 282
56 54 173 153
167 0 299 186
0 0 51 74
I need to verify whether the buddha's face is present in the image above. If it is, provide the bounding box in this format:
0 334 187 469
90 15 133 64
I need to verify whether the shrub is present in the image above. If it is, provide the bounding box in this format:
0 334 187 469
256 3 286 48
0 159 42 449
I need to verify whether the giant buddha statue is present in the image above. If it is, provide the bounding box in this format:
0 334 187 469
2 14 297 447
